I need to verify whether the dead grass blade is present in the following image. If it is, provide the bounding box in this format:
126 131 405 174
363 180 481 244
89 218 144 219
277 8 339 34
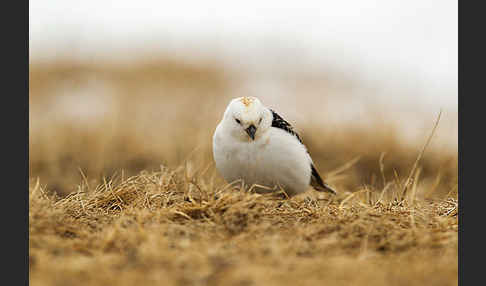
379 152 387 188
326 156 361 178
400 109 442 201
375 182 394 206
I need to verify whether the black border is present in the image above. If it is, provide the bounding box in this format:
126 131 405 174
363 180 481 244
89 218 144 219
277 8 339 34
459 1 482 285
3 0 28 284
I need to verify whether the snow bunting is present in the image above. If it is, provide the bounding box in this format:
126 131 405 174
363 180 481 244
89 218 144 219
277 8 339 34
213 96 336 197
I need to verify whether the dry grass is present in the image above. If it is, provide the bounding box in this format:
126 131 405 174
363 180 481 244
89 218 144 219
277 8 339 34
29 59 458 286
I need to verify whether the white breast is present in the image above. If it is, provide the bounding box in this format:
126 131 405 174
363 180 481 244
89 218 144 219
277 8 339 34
213 124 312 196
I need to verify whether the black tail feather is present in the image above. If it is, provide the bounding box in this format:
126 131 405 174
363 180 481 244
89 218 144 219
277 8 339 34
310 164 337 195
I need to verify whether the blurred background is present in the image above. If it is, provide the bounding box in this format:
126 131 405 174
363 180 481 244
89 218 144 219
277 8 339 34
29 0 457 197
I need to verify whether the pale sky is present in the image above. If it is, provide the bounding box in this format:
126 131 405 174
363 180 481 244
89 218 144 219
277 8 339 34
29 0 457 109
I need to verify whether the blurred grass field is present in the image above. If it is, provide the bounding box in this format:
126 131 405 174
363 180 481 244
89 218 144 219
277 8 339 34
29 59 458 286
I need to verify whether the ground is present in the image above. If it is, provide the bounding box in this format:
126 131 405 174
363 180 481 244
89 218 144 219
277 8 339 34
29 60 458 286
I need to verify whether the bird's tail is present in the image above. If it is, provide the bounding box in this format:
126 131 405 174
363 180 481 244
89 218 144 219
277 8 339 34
311 180 337 195
310 164 337 195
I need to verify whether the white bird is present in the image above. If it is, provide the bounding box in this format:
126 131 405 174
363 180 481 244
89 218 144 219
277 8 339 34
212 96 336 197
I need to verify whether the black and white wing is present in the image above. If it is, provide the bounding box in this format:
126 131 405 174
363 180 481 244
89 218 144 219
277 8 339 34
269 109 337 194
270 109 303 143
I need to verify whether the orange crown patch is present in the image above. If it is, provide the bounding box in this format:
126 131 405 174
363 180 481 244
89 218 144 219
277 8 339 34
240 97 255 107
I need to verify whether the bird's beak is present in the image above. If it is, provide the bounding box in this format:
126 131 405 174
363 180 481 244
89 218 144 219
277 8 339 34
245 125 256 140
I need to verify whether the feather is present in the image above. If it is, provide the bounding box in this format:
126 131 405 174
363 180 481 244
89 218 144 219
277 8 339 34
270 109 336 195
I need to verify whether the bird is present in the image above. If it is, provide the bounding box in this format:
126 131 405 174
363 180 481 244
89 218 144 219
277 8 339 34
212 96 337 197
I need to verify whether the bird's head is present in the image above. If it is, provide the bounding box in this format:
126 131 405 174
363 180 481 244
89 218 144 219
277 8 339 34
222 97 272 141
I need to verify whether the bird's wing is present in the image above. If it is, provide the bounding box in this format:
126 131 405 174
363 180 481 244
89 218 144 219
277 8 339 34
269 109 303 143
270 109 337 195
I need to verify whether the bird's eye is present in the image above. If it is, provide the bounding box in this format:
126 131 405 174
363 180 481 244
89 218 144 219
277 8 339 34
235 118 241 124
